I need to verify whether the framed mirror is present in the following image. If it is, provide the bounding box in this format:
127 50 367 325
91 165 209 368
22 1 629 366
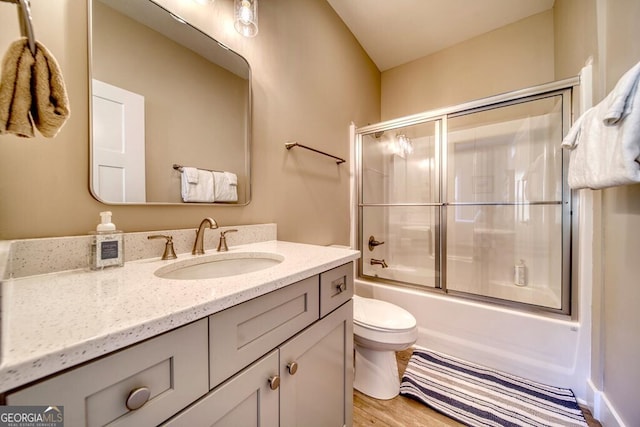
89 0 251 205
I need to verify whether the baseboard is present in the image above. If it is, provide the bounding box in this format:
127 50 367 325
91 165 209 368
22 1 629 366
588 379 627 427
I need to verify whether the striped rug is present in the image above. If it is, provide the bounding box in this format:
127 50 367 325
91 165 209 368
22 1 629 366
400 347 587 427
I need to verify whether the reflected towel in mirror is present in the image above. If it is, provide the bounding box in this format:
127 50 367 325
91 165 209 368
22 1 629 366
181 168 214 202
213 171 238 202
182 166 199 184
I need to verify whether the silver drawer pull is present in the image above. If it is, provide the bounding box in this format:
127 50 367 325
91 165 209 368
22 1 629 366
336 281 346 293
126 387 151 411
268 375 280 390
287 361 298 375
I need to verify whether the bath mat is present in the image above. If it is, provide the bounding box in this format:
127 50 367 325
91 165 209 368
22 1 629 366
400 348 587 427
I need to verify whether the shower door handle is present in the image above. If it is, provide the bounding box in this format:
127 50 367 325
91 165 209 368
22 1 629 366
368 236 385 251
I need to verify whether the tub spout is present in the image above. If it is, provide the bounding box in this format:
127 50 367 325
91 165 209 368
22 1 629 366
370 258 388 268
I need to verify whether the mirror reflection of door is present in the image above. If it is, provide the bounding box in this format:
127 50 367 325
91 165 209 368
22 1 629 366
91 79 146 203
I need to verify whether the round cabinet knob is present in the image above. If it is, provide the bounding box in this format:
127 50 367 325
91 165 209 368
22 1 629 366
126 387 151 411
287 361 298 375
268 375 280 390
336 282 347 293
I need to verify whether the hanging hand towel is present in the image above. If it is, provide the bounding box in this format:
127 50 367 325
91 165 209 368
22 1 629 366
181 169 214 202
0 38 70 138
0 38 35 137
562 60 640 189
31 39 71 137
213 171 238 202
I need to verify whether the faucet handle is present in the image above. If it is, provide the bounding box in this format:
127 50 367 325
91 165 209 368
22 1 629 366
368 235 385 251
221 229 238 237
217 229 238 252
148 235 178 260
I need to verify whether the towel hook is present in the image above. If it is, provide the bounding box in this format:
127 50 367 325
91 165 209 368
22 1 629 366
1 0 36 54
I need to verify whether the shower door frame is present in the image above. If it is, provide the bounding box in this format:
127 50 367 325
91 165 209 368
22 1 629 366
355 76 579 315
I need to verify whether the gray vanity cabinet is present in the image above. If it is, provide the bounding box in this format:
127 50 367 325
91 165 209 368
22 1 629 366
164 299 353 427
4 262 354 427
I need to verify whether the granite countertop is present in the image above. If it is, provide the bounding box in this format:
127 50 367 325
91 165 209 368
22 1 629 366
0 240 359 393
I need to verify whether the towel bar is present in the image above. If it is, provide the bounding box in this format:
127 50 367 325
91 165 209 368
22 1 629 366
173 164 224 173
285 142 345 164
1 0 36 54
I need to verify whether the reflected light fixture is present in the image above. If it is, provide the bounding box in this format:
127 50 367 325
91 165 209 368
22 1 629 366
395 134 414 157
234 0 258 37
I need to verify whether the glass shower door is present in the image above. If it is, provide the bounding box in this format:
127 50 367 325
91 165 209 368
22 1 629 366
445 95 569 309
360 120 441 288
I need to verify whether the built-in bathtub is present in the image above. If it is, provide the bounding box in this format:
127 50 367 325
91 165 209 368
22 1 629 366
354 276 591 402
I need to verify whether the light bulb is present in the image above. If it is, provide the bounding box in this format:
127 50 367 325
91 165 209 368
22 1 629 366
234 0 258 37
239 1 253 23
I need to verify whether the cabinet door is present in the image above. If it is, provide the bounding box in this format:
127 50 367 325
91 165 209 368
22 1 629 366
279 300 353 427
162 349 279 427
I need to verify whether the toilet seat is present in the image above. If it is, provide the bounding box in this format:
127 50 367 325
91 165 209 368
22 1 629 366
353 295 416 332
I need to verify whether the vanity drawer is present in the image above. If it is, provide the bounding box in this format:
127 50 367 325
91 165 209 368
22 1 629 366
319 262 354 317
209 275 319 388
6 319 209 427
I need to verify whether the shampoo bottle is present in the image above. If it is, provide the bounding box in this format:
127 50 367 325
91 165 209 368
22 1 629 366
514 259 527 286
90 211 124 270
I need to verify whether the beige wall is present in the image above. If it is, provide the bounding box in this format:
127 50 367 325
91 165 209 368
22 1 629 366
555 0 640 424
381 10 555 120
0 0 380 244
599 1 640 424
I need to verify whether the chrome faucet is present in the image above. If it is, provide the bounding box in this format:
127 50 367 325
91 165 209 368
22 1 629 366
192 217 218 255
370 258 388 268
217 229 238 252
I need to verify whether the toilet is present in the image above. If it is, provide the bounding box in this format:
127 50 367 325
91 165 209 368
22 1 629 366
352 294 418 400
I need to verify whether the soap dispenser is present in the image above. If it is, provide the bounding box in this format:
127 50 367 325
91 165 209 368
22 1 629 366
90 211 124 270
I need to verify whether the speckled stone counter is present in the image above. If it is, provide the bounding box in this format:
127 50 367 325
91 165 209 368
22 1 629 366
0 237 359 393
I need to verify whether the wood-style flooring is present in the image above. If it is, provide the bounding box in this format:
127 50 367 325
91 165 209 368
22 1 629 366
353 349 602 427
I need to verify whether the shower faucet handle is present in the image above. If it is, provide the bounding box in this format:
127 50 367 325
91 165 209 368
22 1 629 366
368 235 385 251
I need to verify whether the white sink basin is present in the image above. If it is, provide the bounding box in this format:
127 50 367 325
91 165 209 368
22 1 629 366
155 252 284 280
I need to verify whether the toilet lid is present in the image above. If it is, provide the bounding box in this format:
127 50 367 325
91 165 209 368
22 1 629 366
353 295 417 332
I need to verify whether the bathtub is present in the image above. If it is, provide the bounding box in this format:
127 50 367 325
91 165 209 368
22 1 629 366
354 277 591 402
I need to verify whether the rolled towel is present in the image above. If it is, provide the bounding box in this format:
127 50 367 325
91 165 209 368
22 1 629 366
0 38 70 138
31 40 71 137
0 38 35 137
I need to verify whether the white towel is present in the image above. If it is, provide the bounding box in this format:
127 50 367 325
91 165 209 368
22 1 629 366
561 61 640 190
182 167 199 184
212 171 238 202
603 61 640 126
181 169 214 202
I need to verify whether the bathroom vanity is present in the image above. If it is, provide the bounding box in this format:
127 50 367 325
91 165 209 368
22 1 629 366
0 232 358 426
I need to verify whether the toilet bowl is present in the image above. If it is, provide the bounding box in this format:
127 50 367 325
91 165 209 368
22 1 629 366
353 294 418 400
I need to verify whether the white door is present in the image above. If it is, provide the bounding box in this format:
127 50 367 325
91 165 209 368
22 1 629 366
92 79 146 203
